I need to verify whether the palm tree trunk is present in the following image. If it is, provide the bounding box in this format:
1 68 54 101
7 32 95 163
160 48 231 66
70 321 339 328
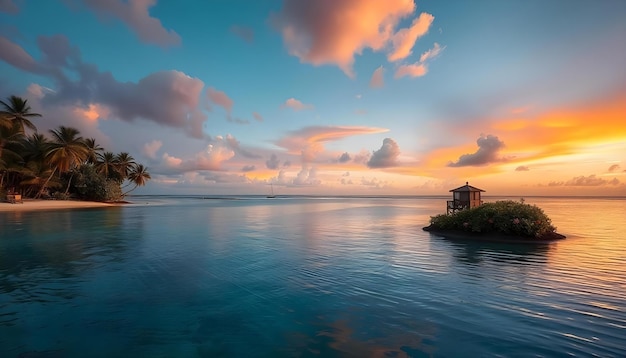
64 173 74 194
36 167 57 199
122 184 138 197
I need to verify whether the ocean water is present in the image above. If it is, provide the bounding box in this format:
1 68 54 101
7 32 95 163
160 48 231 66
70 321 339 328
1 196 625 357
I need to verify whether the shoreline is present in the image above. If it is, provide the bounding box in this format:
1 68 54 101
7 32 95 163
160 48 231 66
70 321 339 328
0 199 121 212
423 225 566 244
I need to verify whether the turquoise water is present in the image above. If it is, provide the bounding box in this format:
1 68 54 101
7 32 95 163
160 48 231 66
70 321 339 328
1 196 625 357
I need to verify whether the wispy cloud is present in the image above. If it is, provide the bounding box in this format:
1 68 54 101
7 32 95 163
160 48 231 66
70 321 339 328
0 36 42 72
78 0 181 48
276 125 389 162
548 174 620 187
252 112 264 122
388 12 434 62
281 98 314 111
369 66 385 88
230 25 254 43
395 42 445 79
207 87 234 114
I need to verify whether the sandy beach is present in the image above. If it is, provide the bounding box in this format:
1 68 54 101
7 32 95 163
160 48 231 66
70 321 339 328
0 199 117 212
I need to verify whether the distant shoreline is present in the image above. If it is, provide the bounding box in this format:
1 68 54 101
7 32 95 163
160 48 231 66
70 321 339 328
0 199 120 212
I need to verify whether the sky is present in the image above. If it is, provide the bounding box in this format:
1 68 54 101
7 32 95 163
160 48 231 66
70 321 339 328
1 0 625 196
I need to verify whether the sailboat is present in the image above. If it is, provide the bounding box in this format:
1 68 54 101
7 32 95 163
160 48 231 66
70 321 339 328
267 183 276 198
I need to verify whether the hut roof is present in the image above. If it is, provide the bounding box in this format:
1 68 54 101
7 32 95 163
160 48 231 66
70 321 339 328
449 182 485 192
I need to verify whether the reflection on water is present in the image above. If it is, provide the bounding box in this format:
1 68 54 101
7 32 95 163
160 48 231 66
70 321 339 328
1 197 625 357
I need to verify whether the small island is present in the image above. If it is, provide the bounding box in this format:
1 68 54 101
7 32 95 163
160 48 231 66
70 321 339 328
423 183 565 243
1 95 151 204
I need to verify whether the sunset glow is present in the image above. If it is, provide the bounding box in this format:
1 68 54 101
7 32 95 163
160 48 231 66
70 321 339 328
1 0 624 196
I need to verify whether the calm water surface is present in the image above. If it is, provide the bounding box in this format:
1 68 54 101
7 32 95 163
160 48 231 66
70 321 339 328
1 196 625 357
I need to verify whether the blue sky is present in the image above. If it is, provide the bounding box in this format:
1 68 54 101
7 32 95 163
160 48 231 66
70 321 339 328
1 0 625 195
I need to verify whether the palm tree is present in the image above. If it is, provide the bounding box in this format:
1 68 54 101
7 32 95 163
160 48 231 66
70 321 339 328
0 122 25 188
0 96 41 133
38 126 89 197
123 163 151 196
115 152 136 179
84 138 103 164
21 133 50 164
96 151 118 180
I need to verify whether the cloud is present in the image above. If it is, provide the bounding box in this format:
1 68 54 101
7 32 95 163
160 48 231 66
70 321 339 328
0 35 209 139
0 36 42 72
293 166 321 186
448 134 506 167
338 152 351 163
219 134 261 159
341 178 353 185
419 42 444 62
369 66 384 88
272 0 432 77
78 0 181 48
281 98 314 111
361 176 390 189
388 12 434 61
242 165 256 172
548 175 620 187
266 154 280 169
608 164 621 172
230 25 254 43
142 139 163 159
252 112 264 122
515 165 530 171
0 0 19 14
276 125 389 162
353 149 372 164
226 115 250 125
395 42 445 79
189 142 235 171
394 63 427 78
162 153 183 168
367 138 401 168
207 87 234 114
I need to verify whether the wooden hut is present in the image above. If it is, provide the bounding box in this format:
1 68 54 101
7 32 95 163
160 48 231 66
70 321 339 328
447 182 484 214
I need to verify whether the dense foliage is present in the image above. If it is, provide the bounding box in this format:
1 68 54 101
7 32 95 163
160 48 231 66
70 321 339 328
1 95 151 202
429 200 557 238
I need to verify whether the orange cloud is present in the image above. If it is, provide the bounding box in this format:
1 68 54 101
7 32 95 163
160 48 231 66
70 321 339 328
499 92 626 163
273 0 432 77
388 12 434 62
276 125 389 161
281 98 313 111
394 43 444 79
416 90 626 185
73 103 111 121
369 66 385 88
395 63 427 78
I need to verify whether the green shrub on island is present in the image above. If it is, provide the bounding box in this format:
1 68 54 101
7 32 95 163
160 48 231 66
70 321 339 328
429 200 557 238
